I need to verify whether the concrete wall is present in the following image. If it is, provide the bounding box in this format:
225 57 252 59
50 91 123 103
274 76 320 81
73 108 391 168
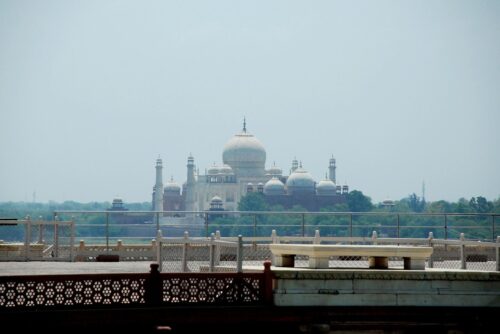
273 268 500 307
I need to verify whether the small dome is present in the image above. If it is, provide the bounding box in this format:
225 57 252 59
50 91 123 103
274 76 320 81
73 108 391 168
286 167 315 194
264 177 285 195
219 164 234 174
316 179 336 196
164 177 181 194
266 163 282 176
207 164 220 175
210 195 223 203
286 167 315 187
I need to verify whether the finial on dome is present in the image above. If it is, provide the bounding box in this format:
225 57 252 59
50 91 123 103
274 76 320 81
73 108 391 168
170 175 174 182
299 161 303 168
243 117 247 133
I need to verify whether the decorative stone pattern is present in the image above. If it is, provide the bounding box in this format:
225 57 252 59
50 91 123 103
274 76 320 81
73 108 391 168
0 276 146 308
162 276 262 304
0 272 267 309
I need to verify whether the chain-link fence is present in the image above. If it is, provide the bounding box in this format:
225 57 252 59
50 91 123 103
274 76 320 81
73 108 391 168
157 232 242 273
155 229 500 272
0 218 74 261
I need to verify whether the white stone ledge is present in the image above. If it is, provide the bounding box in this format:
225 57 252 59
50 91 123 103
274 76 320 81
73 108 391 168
269 244 433 269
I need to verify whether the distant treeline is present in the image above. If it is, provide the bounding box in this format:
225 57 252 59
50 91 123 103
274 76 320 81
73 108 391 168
0 195 499 241
0 193 499 220
237 191 500 214
0 201 152 220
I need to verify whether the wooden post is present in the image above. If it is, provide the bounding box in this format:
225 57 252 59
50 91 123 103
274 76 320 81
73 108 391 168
147 263 162 306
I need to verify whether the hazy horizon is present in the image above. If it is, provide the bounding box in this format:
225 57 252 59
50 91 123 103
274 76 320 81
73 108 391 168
1 0 499 204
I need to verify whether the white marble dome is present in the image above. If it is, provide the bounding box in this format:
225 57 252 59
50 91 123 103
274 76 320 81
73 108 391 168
222 130 266 176
264 177 285 195
286 167 315 194
316 179 336 196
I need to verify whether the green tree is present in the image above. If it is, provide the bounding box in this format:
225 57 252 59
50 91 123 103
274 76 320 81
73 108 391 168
347 190 373 212
469 196 493 213
407 193 425 212
426 200 451 213
237 192 269 211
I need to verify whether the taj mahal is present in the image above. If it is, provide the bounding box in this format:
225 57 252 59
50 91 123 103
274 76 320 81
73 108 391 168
152 120 349 214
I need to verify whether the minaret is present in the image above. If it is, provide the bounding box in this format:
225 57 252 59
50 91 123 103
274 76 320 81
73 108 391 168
153 157 164 212
185 154 196 212
328 155 336 183
291 157 299 173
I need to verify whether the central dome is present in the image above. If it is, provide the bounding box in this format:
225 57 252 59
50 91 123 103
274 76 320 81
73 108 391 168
222 124 266 177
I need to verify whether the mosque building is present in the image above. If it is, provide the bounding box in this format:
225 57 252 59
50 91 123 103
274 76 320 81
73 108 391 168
152 120 349 213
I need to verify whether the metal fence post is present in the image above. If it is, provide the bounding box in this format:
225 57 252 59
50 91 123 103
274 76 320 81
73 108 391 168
444 214 448 240
349 213 353 240
253 214 257 238
460 233 466 270
493 215 496 242
54 215 59 258
237 235 243 273
105 212 109 253
156 229 163 272
69 218 75 262
182 231 189 273
302 213 305 237
38 216 43 244
156 211 160 233
204 212 209 238
25 215 31 261
397 214 400 238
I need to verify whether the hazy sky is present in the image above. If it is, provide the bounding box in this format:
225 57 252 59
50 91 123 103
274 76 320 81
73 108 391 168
1 0 499 204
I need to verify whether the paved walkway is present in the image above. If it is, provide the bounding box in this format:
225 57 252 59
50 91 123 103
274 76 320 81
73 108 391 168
0 261 153 276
